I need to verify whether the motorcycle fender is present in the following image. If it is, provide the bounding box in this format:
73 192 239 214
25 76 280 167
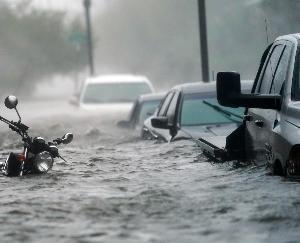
4 153 23 177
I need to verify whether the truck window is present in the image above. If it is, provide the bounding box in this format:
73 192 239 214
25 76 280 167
138 100 161 124
257 44 284 94
270 45 292 94
166 91 180 124
158 92 174 116
82 82 152 103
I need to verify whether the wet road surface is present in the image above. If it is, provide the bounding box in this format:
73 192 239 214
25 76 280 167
0 101 300 242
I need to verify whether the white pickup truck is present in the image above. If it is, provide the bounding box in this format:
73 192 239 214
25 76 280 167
198 33 300 177
77 74 154 113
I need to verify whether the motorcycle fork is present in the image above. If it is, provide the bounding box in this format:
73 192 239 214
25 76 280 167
19 147 28 176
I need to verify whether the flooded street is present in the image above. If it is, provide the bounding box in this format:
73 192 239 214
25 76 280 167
0 0 299 241
0 101 299 242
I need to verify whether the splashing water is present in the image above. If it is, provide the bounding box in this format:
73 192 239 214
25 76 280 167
0 100 299 243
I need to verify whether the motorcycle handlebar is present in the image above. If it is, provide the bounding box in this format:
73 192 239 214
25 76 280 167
14 122 29 132
0 115 29 136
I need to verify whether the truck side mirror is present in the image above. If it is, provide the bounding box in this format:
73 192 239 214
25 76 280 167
151 117 169 129
217 72 282 110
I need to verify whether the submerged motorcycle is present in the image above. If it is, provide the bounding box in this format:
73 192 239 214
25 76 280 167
0 95 73 177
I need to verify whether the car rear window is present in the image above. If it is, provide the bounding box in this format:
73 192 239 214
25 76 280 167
82 82 152 103
180 93 245 126
138 100 161 124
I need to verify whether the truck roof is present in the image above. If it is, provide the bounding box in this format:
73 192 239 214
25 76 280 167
172 80 253 94
276 33 300 43
85 74 151 84
138 92 165 102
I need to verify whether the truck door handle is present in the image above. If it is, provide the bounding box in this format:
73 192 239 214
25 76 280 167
255 120 264 128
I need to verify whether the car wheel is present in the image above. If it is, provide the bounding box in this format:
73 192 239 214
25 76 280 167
285 159 295 177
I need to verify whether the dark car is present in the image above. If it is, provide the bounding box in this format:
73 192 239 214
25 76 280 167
117 93 164 130
203 33 300 177
142 81 253 142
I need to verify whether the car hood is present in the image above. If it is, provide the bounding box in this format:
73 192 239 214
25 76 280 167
179 123 240 140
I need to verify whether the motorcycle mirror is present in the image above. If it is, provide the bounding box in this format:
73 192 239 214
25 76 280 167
61 133 73 144
5 95 18 109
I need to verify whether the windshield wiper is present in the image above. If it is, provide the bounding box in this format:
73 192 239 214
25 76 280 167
202 100 243 121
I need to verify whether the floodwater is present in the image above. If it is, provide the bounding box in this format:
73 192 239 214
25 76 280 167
0 100 300 243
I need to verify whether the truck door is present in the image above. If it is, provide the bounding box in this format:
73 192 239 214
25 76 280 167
245 43 286 162
266 43 293 164
150 91 174 140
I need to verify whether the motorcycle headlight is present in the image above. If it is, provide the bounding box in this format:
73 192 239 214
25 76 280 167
34 151 54 173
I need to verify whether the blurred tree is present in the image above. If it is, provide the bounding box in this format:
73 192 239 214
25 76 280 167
95 0 201 89
0 1 86 96
93 0 299 88
207 0 299 80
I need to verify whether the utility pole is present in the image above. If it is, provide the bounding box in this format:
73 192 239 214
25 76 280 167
197 0 210 82
83 0 94 76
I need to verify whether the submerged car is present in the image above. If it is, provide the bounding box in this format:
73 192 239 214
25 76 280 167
117 93 164 130
78 74 154 112
142 81 252 142
201 33 300 177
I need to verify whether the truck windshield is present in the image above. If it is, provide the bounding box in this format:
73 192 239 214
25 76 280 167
82 82 152 104
180 93 245 126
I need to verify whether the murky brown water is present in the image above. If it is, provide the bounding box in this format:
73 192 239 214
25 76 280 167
0 101 300 243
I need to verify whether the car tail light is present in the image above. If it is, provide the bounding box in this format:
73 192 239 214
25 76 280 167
287 147 300 176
